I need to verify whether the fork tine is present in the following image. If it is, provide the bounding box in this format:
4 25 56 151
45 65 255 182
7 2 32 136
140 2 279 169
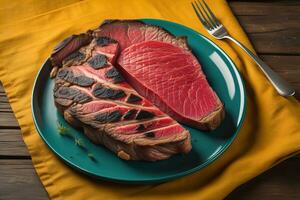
191 2 211 30
193 1 214 30
197 0 216 28
201 0 221 26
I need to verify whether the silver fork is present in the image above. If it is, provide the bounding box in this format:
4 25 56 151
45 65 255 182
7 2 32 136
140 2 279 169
191 0 295 97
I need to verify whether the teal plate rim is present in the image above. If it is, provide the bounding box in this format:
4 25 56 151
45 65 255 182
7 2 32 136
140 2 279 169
31 18 247 184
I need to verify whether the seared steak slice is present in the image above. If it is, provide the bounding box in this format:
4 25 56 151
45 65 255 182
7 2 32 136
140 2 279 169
94 20 189 51
51 36 191 161
118 41 224 130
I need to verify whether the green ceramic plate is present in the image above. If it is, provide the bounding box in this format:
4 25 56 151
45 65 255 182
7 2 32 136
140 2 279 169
32 19 246 183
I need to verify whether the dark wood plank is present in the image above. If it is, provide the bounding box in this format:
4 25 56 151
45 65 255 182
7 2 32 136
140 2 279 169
0 93 12 112
0 84 19 128
0 158 299 200
226 156 300 200
260 55 300 99
229 1 300 15
0 112 19 128
0 83 29 157
0 82 5 93
0 129 29 157
0 83 13 112
228 2 300 199
229 1 300 54
0 159 49 200
0 157 299 200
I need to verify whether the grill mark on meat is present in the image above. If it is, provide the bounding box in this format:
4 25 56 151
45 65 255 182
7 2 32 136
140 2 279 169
95 110 122 123
69 104 166 127
96 37 117 46
64 51 85 63
67 107 124 128
59 38 118 70
126 94 142 103
54 86 92 104
75 65 137 94
105 66 121 77
137 124 146 131
112 75 125 84
71 103 160 123
71 85 163 112
145 132 155 138
88 54 108 69
57 69 95 87
105 67 125 83
92 84 126 100
50 33 93 67
136 110 155 120
123 109 137 120
60 86 166 125
61 45 94 68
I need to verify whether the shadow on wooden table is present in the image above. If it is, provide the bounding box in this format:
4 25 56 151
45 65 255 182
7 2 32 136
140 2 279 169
226 156 300 200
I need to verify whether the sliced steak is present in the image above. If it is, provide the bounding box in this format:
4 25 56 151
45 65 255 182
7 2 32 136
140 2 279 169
118 41 224 130
51 36 191 161
94 20 189 52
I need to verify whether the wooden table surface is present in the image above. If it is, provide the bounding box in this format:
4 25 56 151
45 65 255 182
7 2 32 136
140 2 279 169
1 1 299 199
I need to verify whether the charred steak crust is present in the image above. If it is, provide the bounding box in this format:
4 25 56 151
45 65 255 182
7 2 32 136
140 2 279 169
136 110 155 120
200 104 225 130
54 86 92 104
64 51 85 63
57 69 95 87
88 54 107 69
126 94 142 103
51 35 191 161
92 84 126 99
105 67 125 84
50 33 93 67
96 36 117 46
123 109 137 120
94 110 123 123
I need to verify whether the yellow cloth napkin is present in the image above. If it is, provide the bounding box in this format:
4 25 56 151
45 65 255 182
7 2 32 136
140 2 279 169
0 0 299 199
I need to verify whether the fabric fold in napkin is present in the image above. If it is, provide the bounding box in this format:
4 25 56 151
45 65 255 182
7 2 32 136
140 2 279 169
0 0 299 199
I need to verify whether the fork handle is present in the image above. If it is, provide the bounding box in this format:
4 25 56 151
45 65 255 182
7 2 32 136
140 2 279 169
225 36 295 97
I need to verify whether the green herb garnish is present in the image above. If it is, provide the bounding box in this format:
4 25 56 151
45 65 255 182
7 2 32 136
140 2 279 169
57 122 74 138
57 121 97 162
88 153 96 162
75 138 87 150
